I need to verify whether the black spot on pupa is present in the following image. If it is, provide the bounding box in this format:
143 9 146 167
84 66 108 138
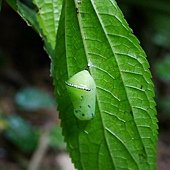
80 96 83 100
76 7 79 14
75 110 81 113
140 85 143 89
82 114 85 117
88 105 91 108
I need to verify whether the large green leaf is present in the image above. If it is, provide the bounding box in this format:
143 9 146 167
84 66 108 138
54 0 158 169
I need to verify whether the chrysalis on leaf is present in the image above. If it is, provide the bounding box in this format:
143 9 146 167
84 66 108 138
66 70 96 120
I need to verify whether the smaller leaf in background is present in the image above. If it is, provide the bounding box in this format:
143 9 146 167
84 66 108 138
5 115 39 152
49 125 66 150
15 87 55 111
155 55 170 82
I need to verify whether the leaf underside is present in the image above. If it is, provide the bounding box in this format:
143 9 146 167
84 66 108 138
54 0 158 170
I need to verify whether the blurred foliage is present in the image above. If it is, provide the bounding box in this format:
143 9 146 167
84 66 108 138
0 84 65 154
0 83 65 155
4 115 39 152
15 87 55 111
155 55 170 82
1 114 65 152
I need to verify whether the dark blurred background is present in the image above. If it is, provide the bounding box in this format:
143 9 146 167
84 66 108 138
0 1 170 170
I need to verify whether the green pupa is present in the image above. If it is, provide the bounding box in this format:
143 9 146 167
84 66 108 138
66 70 96 120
